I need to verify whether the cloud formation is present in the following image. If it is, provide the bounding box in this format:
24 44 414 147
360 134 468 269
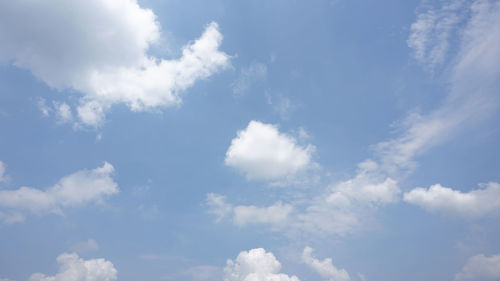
302 247 350 281
455 253 500 280
28 253 117 281
0 0 230 127
404 182 500 218
0 162 118 223
224 248 300 281
232 62 267 96
225 121 316 182
206 193 292 228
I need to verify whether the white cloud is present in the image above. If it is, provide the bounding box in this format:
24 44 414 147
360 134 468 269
379 0 500 175
455 253 500 280
224 248 300 281
232 62 267 96
28 253 117 281
404 182 500 218
54 102 73 124
206 193 292 229
206 193 233 222
0 162 118 223
233 202 293 227
407 0 466 70
70 239 100 254
0 0 230 127
208 160 400 236
225 121 316 182
302 247 350 281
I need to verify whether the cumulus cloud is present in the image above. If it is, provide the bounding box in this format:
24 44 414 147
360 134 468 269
302 247 350 281
0 162 118 223
455 253 500 280
225 121 316 182
224 248 300 281
28 252 117 281
0 0 230 127
208 160 400 236
404 182 500 218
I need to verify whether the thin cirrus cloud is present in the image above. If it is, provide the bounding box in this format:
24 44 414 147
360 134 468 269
208 0 500 238
0 0 231 127
27 253 117 281
224 248 300 281
302 247 351 281
225 120 316 182
404 182 500 218
455 253 500 281
0 162 118 223
206 193 293 228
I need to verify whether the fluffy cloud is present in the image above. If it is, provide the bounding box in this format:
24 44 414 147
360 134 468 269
455 253 500 280
225 121 316 182
302 247 350 281
404 182 500 218
0 162 118 223
28 253 117 281
208 160 400 236
224 248 300 281
0 0 230 127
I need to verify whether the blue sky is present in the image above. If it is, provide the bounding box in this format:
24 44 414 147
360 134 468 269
1 0 500 281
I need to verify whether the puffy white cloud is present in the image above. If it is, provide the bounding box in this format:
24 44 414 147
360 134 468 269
232 62 267 96
225 121 316 182
455 253 500 280
0 162 118 223
302 247 350 281
404 182 500 218
54 102 73 124
224 248 300 281
28 253 117 281
0 0 230 127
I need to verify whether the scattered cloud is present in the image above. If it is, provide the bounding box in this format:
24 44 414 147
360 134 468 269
225 121 316 182
224 248 300 281
407 0 466 70
455 253 500 280
404 182 500 218
0 0 230 127
0 162 118 223
232 62 267 96
206 193 292 229
302 247 350 281
70 239 100 254
28 253 117 281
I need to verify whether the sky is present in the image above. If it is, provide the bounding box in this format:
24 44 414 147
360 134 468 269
1 0 500 280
